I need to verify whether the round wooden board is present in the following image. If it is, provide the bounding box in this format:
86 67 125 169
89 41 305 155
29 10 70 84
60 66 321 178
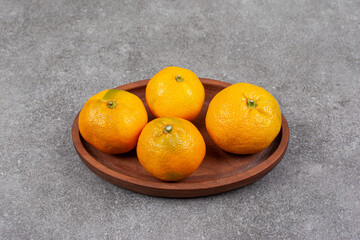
72 78 289 198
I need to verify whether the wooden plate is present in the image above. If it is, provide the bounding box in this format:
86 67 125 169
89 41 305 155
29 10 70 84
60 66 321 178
72 79 289 198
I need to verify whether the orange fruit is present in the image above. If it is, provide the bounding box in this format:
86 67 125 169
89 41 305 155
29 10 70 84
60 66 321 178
78 89 148 154
205 83 282 154
146 66 205 121
136 117 206 181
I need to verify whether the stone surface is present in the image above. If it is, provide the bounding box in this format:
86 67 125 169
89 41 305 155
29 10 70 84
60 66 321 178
1 0 359 239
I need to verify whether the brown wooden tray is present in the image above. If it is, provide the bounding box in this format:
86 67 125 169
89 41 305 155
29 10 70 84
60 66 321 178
72 78 289 198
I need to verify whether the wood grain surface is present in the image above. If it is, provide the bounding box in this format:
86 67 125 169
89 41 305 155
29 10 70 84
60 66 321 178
72 79 289 198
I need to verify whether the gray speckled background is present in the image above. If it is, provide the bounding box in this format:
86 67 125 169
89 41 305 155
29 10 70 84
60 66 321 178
1 0 359 239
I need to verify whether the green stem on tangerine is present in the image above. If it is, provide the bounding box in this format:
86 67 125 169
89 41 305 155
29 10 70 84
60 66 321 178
175 75 184 82
164 125 173 133
247 99 257 109
107 101 118 109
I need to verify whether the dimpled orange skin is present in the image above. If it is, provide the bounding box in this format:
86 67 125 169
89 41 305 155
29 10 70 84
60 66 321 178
136 117 206 182
78 89 148 154
146 66 205 121
205 83 282 154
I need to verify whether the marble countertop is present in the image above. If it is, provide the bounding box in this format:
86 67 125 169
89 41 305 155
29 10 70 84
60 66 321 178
1 0 359 239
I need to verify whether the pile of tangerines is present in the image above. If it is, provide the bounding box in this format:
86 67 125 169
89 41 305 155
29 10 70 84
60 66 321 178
78 66 282 182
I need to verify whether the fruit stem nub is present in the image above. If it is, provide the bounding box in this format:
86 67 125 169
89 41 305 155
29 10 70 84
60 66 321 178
247 99 257 109
175 75 184 82
164 125 173 133
107 101 118 109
